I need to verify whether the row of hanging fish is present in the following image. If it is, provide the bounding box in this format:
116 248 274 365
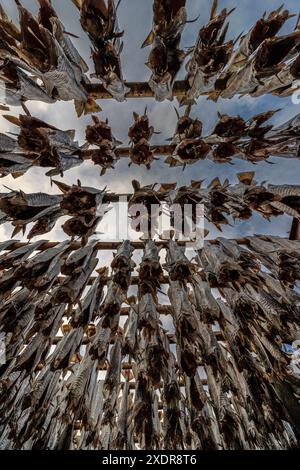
167 108 300 167
0 0 104 115
1 1 300 105
183 2 300 102
2 108 300 178
0 178 111 242
0 236 299 449
0 114 84 178
142 1 300 102
1 174 300 239
0 112 124 178
127 174 300 233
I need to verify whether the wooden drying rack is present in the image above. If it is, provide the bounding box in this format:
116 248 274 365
85 80 189 100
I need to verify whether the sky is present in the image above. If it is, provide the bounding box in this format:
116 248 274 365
0 0 300 246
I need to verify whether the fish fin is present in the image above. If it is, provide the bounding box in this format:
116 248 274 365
74 100 84 117
132 180 140 191
11 225 23 238
210 0 218 19
219 22 229 44
12 171 26 179
21 102 31 116
27 26 46 48
165 155 182 167
208 177 221 188
191 180 204 189
159 183 177 193
65 129 76 140
70 0 81 9
64 30 80 39
142 30 155 48
237 171 255 185
84 98 102 115
2 114 21 126
52 179 71 193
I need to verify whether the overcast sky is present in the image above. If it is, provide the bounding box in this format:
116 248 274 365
1 0 300 245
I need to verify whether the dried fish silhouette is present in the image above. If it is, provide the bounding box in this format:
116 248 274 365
138 240 164 300
0 187 62 237
0 1 99 115
216 6 300 100
53 179 111 243
73 0 129 101
183 1 235 104
85 115 121 175
128 109 157 169
2 114 83 178
143 1 189 101
128 180 163 238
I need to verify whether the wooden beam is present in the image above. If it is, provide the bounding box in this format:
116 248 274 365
58 275 170 286
82 145 174 160
85 80 189 100
289 218 300 241
52 329 223 345
7 238 250 252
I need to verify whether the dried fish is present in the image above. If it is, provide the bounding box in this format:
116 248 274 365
143 1 188 101
49 327 84 370
162 350 184 450
75 0 129 101
184 2 235 103
112 248 135 291
166 237 195 276
85 115 120 175
138 240 164 299
128 180 163 238
0 1 92 114
168 279 201 376
128 109 156 169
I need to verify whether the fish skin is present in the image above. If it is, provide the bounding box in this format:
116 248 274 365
138 241 163 300
89 320 112 364
168 279 202 377
144 1 187 101
162 351 184 450
0 1 88 111
164 239 194 283
99 280 125 329
184 5 234 102
78 0 127 101
128 110 155 168
122 304 138 356
49 327 84 370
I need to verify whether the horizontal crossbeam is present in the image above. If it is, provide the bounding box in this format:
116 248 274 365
7 238 252 252
85 80 189 100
